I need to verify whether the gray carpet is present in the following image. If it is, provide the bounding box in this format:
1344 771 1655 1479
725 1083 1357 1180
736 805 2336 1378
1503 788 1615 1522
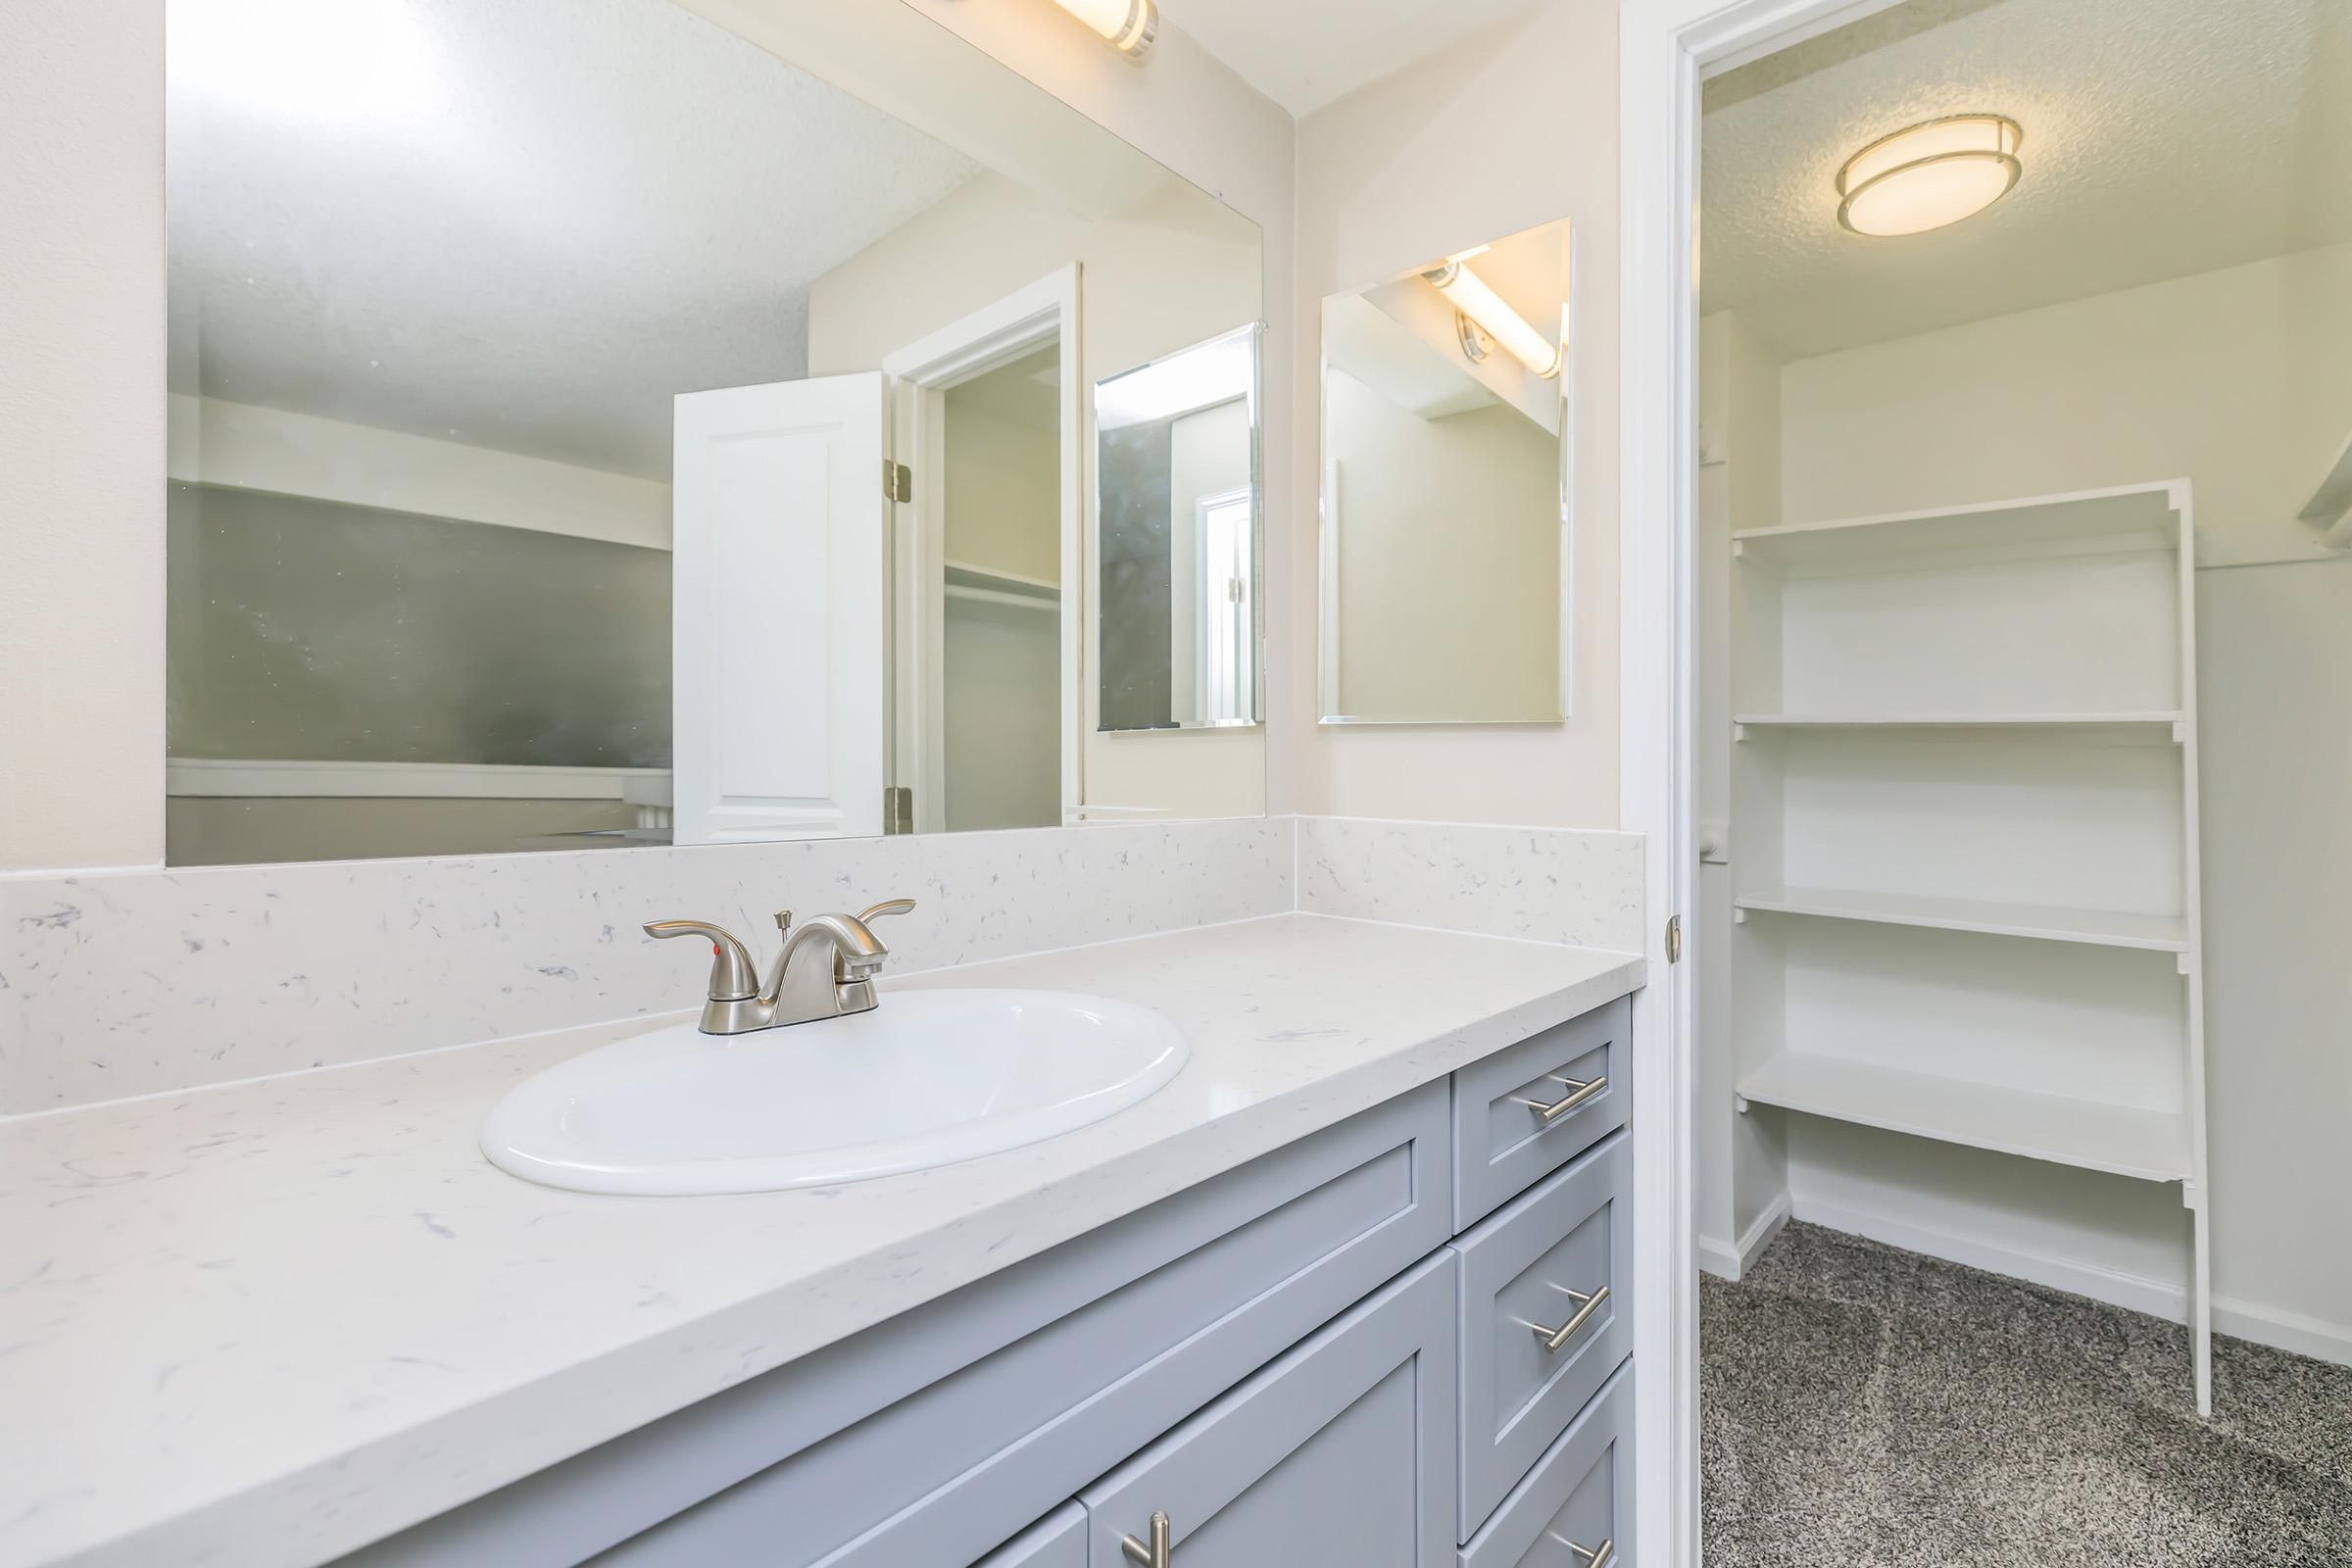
1700 1222 2352 1567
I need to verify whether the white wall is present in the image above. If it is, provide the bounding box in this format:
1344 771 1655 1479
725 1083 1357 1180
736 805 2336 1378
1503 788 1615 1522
1695 310 1783 1274
0 0 1294 874
1769 244 2352 1358
1293 0 1622 827
0 0 166 873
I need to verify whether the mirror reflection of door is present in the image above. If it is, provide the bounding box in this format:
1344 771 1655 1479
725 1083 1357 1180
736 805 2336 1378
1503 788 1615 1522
670 374 887 847
1095 326 1263 733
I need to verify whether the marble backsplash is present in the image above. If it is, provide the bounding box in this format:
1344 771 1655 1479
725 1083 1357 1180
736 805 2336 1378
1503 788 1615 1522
0 817 1293 1114
1 814 1643 1114
1295 815 1645 954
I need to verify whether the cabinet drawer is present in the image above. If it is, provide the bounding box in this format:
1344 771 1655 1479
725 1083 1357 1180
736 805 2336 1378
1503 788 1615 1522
1459 1362 1634 1568
979 1504 1086 1568
1451 1132 1632 1540
354 1086 1451 1568
1080 1250 1459 1568
1452 997 1630 1232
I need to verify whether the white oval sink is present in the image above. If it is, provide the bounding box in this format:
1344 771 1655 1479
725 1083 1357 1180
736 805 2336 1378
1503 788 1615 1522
480 989 1188 1196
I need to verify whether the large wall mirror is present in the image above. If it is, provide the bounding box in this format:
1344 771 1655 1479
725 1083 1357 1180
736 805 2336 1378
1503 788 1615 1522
163 0 1264 866
1318 218 1572 724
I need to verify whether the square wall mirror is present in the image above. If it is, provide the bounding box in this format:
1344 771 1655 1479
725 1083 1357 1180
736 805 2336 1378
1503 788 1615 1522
161 0 1264 866
1093 326 1264 733
1318 217 1572 724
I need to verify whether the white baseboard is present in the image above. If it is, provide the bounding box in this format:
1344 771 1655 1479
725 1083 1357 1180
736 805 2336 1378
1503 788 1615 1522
1697 1192 1791 1283
1792 1198 2352 1371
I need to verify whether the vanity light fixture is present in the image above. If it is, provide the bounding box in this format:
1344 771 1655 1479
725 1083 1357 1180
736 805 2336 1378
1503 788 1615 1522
1048 0 1158 59
1421 259 1561 379
1836 114 2023 237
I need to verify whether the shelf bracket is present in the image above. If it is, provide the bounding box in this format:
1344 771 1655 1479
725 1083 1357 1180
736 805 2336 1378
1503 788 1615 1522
2172 719 2188 744
2176 953 2193 977
1732 907 1746 925
1735 1094 1751 1114
1733 721 1746 744
1731 538 1744 559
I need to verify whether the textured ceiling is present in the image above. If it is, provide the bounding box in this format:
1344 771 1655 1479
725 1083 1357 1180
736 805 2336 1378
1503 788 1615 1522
1701 0 2352 359
167 0 979 478
1156 0 1540 117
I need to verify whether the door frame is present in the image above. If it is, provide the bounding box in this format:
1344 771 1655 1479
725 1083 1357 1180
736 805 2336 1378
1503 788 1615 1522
1616 2 1913 1562
879 264 1084 833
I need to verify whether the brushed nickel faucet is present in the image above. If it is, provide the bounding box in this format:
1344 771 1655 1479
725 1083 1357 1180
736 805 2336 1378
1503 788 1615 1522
644 900 915 1035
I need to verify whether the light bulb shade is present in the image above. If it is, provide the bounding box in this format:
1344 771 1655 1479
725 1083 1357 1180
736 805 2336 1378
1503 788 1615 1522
1837 114 2022 237
1424 261 1561 379
1049 0 1158 57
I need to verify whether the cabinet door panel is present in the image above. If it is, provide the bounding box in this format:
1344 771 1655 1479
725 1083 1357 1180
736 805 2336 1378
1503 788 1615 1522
1458 1364 1634 1568
980 1504 1087 1568
1081 1251 1458 1567
1452 1134 1632 1538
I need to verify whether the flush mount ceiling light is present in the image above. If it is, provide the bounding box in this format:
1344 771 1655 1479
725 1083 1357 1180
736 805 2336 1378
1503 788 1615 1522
1048 0 1158 59
1421 259 1561 379
1836 114 2023 237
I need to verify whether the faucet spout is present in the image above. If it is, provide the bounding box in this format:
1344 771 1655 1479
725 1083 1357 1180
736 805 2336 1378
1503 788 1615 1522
765 912 887 1001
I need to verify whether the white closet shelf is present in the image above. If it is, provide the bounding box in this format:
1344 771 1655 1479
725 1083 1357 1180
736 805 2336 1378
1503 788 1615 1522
1733 482 2183 574
1736 886 2189 953
1738 1053 2193 1183
1734 711 2184 737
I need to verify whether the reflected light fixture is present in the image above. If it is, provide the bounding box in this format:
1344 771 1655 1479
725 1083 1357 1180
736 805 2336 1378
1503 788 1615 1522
1048 0 1158 59
1421 259 1562 379
1836 114 2023 237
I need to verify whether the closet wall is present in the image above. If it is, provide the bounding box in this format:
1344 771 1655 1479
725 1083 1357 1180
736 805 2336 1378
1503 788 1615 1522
1714 241 2352 1363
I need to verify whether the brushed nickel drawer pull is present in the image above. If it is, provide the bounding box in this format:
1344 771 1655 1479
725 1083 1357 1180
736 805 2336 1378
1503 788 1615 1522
1544 1531 1615 1567
1121 1510 1171 1567
1531 1284 1610 1352
1516 1073 1606 1122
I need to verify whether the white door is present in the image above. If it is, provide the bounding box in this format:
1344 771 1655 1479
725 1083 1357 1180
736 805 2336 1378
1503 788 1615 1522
672 373 886 845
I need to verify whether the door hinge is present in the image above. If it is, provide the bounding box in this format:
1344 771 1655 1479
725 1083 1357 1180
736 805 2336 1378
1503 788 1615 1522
884 461 911 503
884 785 913 834
1665 914 1683 963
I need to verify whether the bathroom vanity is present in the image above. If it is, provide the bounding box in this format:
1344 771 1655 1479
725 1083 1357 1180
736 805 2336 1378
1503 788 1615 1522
361 999 1635 1568
0 915 1642 1568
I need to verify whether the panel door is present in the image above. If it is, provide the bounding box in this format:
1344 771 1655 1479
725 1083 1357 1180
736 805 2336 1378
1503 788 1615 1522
979 1503 1087 1568
1080 1251 1458 1567
672 372 886 844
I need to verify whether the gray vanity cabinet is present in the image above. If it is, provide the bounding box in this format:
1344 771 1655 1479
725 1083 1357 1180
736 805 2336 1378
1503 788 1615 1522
977 1506 1087 1568
1080 1251 1458 1565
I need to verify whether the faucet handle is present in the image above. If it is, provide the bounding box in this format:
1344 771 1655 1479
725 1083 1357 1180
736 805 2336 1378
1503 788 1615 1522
643 920 759 1002
858 898 915 925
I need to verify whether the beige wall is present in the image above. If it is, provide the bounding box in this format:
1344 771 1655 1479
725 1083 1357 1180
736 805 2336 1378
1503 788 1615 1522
1293 0 1622 827
1781 243 2352 553
808 170 1267 818
943 402 1060 584
1326 370 1560 720
0 0 165 872
0 0 1293 872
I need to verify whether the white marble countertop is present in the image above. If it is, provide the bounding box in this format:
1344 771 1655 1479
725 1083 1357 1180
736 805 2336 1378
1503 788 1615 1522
0 913 1641 1568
